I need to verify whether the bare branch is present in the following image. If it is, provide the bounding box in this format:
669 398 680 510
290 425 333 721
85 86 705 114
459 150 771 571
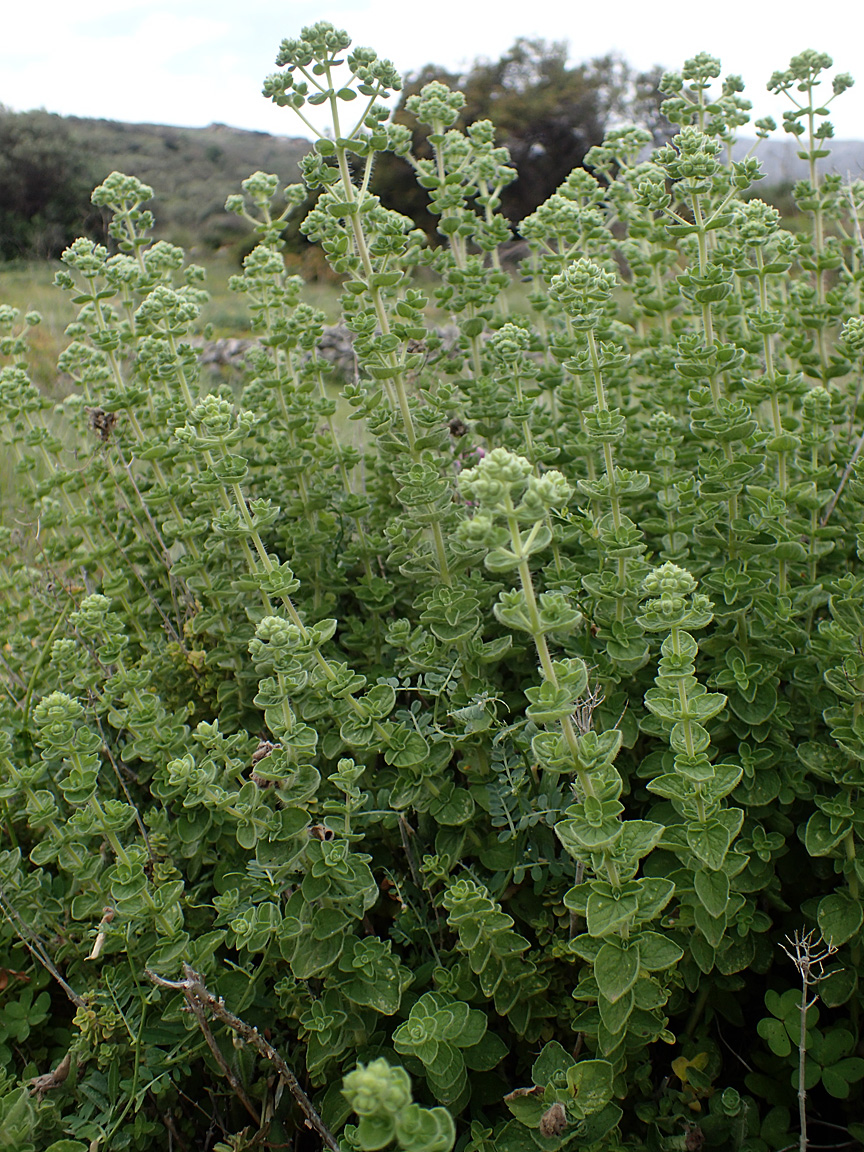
29 1052 72 1099
779 929 841 1152
820 438 864 527
779 928 840 985
184 992 261 1126
92 709 156 865
86 906 115 961
571 679 605 737
147 965 341 1152
0 888 85 1007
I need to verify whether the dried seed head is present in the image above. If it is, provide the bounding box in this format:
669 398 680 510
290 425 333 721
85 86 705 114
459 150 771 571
85 407 117 442
539 1103 568 1138
251 740 278 766
684 1124 705 1152
250 740 281 787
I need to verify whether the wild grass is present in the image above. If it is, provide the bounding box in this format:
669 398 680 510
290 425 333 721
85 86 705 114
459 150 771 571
0 257 343 392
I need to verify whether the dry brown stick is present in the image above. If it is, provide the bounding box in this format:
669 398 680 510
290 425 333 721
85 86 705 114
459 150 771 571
397 814 423 889
184 992 261 1126
147 964 341 1152
29 1051 73 1098
0 888 85 1007
820 426 864 527
114 444 189 641
163 1108 192 1152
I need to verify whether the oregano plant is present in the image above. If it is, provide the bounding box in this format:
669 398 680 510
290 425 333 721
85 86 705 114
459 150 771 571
1 21 864 1152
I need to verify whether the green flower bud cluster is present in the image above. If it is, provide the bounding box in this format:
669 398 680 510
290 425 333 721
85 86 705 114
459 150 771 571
549 259 616 330
266 23 400 114
342 1058 455 1152
406 82 465 131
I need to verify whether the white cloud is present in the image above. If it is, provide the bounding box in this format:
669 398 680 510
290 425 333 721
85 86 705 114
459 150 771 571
1 0 862 139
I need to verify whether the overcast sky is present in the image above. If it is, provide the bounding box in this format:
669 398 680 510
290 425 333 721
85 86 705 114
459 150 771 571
3 0 863 141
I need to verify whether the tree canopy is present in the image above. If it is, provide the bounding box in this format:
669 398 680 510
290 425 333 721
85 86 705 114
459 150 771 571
372 38 669 232
0 108 101 260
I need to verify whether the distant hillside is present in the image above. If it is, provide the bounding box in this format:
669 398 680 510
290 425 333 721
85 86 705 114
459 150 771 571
731 137 864 185
0 107 311 259
4 104 863 263
64 117 312 250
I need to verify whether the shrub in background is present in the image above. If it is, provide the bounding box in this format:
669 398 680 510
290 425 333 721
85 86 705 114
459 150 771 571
0 108 101 260
1 24 864 1152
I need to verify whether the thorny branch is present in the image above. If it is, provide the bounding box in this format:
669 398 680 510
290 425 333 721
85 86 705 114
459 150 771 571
146 964 341 1152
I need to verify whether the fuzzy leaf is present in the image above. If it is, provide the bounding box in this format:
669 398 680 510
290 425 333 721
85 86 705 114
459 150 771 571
594 943 640 1003
566 1059 614 1117
531 1040 576 1086
687 819 734 870
637 932 684 971
586 888 639 937
694 868 730 917
805 811 850 856
817 891 863 947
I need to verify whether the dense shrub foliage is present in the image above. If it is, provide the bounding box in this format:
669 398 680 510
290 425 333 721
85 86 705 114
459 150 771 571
0 108 101 261
2 24 864 1152
0 109 309 262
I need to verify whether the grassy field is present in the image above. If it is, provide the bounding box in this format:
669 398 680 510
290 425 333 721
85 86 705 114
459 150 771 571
0 256 346 395
0 253 538 398
0 262 78 395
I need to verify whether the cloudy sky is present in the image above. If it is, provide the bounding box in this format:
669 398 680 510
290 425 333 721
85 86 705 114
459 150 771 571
3 0 863 141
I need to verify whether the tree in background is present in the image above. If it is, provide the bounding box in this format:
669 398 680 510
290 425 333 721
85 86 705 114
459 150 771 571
0 108 102 260
372 39 669 234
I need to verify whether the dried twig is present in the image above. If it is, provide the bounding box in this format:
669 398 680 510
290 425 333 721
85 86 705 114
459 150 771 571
0 647 26 699
571 680 605 737
714 1017 754 1073
184 992 261 1125
92 709 156 865
86 495 182 643
115 443 189 640
397 814 423 889
779 929 840 1152
820 434 864 527
844 180 864 262
146 964 341 1152
29 1052 72 1098
0 887 85 1007
163 1108 192 1151
86 907 115 961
